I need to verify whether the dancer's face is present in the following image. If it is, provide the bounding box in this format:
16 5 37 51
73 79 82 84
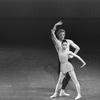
62 42 68 50
58 32 65 41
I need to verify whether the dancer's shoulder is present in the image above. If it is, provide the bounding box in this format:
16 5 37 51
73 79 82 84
66 39 73 43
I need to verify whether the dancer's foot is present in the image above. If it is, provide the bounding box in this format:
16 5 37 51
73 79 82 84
75 94 81 100
59 90 70 97
50 93 57 98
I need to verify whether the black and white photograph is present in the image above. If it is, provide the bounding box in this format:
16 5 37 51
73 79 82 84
0 0 100 100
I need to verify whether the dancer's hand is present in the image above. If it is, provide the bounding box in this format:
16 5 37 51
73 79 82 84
55 20 63 26
69 54 74 58
52 20 63 32
81 62 86 68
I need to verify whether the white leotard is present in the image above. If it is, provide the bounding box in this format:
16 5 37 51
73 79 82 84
55 40 74 73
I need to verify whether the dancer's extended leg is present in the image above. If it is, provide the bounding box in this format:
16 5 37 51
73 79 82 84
69 70 81 100
59 73 70 97
50 72 65 98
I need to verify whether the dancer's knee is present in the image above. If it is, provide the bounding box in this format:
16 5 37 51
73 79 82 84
72 78 80 86
59 73 66 84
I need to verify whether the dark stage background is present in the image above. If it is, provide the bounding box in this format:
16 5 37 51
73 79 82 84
0 0 100 51
0 0 100 100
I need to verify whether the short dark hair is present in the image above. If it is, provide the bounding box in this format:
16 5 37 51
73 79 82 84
57 29 66 36
62 39 67 44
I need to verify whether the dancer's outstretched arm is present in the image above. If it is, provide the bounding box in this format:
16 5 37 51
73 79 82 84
69 51 86 68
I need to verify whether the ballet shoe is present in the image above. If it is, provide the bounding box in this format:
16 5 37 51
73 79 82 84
75 94 81 100
59 90 70 97
50 93 57 98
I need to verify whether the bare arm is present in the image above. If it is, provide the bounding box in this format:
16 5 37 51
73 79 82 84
51 20 63 44
69 51 86 68
51 33 59 53
68 39 80 54
51 29 59 44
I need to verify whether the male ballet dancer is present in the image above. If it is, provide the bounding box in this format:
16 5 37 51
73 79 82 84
51 20 80 97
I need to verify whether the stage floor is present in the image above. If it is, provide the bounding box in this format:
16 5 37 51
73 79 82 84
0 45 99 100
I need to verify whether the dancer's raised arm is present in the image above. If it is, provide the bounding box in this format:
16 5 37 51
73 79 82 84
51 20 63 44
68 51 86 68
